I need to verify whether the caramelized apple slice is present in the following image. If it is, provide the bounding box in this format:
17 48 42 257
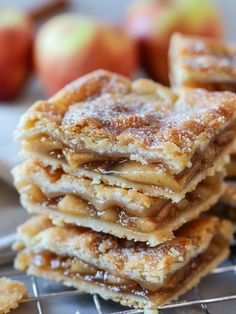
112 161 180 191
58 195 90 216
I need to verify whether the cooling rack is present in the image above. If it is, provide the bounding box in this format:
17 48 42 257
1 248 236 314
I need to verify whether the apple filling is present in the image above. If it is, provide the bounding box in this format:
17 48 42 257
17 175 221 234
21 125 235 192
15 161 170 218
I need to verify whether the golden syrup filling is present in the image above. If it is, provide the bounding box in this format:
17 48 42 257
20 177 220 233
42 166 65 182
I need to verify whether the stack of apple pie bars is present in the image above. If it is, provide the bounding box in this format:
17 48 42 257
12 70 236 311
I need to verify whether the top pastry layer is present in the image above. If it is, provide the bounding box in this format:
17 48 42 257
169 33 236 90
16 70 236 174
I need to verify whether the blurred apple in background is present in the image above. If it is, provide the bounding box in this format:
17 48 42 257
35 14 138 95
0 6 33 99
125 0 223 85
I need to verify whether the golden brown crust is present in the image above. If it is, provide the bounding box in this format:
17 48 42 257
169 33 236 89
16 70 236 174
0 277 27 314
15 215 232 291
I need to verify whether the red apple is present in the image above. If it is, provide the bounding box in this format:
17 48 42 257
125 0 223 85
35 14 138 95
0 6 33 99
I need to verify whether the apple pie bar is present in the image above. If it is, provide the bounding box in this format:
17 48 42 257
12 160 223 246
15 70 236 201
0 277 27 314
169 33 236 91
14 215 232 311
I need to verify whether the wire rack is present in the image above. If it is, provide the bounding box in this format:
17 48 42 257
1 248 236 314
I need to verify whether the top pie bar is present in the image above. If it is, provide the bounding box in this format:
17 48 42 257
169 33 236 91
16 70 236 175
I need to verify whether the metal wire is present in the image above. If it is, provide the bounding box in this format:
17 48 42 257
31 276 43 314
193 287 210 314
93 294 104 314
1 264 236 313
